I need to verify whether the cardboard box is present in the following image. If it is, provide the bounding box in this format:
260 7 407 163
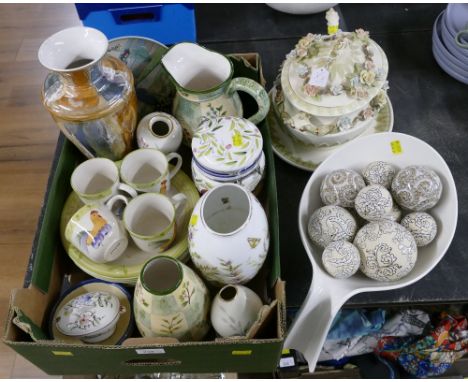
3 53 286 376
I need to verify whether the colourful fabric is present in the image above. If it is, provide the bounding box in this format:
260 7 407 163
326 308 386 340
376 313 468 378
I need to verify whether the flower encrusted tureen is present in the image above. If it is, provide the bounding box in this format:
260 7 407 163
276 11 390 146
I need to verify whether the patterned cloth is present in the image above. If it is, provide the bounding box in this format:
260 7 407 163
376 313 468 378
326 309 386 340
320 309 429 362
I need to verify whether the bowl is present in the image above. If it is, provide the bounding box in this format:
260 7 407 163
445 4 468 42
266 3 337 15
440 12 468 61
285 132 458 371
50 279 133 345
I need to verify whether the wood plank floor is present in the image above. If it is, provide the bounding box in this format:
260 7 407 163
0 4 80 377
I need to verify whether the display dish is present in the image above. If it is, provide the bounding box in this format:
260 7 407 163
60 168 199 285
268 85 394 171
107 36 175 117
279 28 389 147
50 279 133 345
284 132 458 372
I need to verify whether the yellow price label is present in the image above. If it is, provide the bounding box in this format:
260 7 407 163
232 131 243 147
391 140 403 155
190 214 198 226
52 351 73 356
328 25 338 35
232 350 252 356
282 348 291 355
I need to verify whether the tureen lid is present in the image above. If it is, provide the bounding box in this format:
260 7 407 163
280 29 388 117
55 291 120 337
192 117 263 175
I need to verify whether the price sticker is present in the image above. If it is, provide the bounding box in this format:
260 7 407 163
308 67 329 88
279 356 296 368
391 140 403 155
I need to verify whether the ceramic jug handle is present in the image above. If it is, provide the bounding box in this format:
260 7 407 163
166 152 183 180
117 183 137 199
227 77 271 125
106 195 128 218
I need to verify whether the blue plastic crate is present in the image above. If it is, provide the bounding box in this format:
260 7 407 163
75 3 196 45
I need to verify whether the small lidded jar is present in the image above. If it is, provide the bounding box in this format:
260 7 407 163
191 117 265 194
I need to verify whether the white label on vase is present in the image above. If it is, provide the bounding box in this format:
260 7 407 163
308 67 329 88
279 356 296 368
135 348 166 355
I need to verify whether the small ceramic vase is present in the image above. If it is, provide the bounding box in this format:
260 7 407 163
188 184 269 285
320 169 366 207
354 185 393 221
55 291 121 343
354 220 417 282
137 112 183 154
401 212 438 247
362 161 396 189
210 285 263 338
308 205 357 248
391 165 443 211
134 256 210 341
191 116 265 194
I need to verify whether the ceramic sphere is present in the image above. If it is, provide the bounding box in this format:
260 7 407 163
362 161 396 188
355 185 393 221
391 165 443 211
382 202 402 222
401 212 438 247
320 169 366 208
188 184 269 285
308 206 357 248
322 240 361 279
354 221 418 282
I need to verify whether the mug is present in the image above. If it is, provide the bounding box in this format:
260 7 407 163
123 192 187 253
71 158 137 205
120 148 183 193
137 112 183 154
65 195 129 263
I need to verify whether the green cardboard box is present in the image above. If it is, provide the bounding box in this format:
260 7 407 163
3 53 286 376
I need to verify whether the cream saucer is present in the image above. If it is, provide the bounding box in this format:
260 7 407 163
268 86 394 171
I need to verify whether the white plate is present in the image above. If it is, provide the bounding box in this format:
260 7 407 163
268 85 394 171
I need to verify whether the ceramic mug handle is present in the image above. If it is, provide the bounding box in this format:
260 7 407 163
105 195 129 219
227 77 271 125
117 183 137 199
455 29 468 49
171 193 187 220
166 152 183 180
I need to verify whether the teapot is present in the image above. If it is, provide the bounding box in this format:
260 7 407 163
161 42 270 143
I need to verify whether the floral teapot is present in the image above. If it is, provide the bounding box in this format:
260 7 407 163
161 43 270 143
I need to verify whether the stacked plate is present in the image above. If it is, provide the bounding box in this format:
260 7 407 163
432 4 468 85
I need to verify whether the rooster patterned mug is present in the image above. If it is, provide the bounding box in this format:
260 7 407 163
65 195 129 263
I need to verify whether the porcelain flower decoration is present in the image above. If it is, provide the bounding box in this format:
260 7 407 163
336 116 352 132
360 70 376 86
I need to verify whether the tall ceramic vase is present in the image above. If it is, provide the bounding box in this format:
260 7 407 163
38 27 138 160
134 256 210 341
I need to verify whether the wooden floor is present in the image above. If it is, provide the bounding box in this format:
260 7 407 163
0 4 80 378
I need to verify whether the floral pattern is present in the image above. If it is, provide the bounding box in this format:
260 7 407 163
308 205 357 248
401 212 438 247
355 185 393 221
362 160 396 188
320 169 366 208
354 221 417 281
322 240 361 279
391 166 443 211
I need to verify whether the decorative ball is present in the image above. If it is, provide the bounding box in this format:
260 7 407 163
320 169 366 208
382 202 402 222
354 221 418 282
391 166 443 211
401 212 437 247
355 185 393 221
308 206 357 248
322 240 361 279
362 161 396 189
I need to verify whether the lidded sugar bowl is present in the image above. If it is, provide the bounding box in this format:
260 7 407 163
191 116 265 194
278 11 389 147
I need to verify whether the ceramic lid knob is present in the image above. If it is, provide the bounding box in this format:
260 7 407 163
355 185 393 221
55 291 120 338
401 212 438 247
391 165 443 211
362 161 396 189
308 205 357 248
354 221 418 282
320 169 366 208
322 240 360 279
